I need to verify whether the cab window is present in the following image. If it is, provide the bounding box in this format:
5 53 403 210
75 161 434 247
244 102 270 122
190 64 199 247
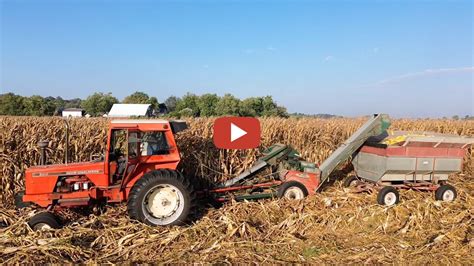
140 131 169 156
110 129 127 156
128 131 140 158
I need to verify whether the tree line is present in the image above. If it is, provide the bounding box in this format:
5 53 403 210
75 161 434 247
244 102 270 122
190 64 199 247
0 92 288 118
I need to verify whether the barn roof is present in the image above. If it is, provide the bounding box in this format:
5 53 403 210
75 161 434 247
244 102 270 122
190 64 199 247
108 104 151 117
63 108 84 112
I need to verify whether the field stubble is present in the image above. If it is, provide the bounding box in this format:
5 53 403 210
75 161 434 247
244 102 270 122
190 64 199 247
0 116 473 263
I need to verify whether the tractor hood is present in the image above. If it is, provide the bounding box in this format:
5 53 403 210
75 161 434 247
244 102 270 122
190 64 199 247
24 161 106 199
26 161 105 178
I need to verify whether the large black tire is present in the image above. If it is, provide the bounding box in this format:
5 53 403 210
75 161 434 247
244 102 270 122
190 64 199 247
343 176 359 188
277 181 309 200
377 186 399 206
127 169 195 226
28 212 61 231
435 184 457 202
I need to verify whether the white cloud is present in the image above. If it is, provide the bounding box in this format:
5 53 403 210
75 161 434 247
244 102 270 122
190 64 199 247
377 67 474 85
266 46 277 52
202 64 209 69
373 47 379 54
324 55 334 62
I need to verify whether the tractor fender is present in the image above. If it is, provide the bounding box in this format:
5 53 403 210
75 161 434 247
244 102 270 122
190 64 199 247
123 165 180 197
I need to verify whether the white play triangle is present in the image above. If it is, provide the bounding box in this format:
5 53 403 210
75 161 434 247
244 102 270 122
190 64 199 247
230 123 247 142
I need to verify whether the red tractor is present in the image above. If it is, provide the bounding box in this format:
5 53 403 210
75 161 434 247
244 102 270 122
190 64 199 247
18 119 194 230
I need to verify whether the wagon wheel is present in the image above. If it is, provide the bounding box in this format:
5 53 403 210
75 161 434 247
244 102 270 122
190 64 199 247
435 184 457 202
377 186 399 206
343 175 359 188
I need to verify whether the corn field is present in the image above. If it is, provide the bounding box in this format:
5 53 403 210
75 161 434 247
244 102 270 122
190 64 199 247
1 116 473 263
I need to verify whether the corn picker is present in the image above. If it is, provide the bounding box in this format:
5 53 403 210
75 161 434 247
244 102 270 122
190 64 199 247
15 115 474 230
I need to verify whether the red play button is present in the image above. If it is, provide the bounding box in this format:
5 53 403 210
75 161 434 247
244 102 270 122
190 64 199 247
213 117 261 149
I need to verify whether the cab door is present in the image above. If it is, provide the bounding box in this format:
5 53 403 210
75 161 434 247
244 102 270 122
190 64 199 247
120 130 141 187
107 129 127 185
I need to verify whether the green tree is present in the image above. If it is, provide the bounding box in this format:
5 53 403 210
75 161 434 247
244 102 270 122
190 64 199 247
123 91 150 104
164 96 180 112
261 96 288 117
148 96 159 111
51 96 67 115
24 95 47 116
64 98 82 108
215 93 241 116
123 91 160 111
198 93 219 116
240 97 263 116
261 96 278 116
81 92 118 116
43 96 59 116
0 93 27 115
179 108 194 117
176 93 200 116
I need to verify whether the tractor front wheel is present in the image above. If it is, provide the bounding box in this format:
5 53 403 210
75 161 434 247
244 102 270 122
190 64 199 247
127 170 195 226
28 212 61 231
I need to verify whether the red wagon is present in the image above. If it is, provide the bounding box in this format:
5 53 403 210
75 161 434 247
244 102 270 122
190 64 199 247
346 131 474 206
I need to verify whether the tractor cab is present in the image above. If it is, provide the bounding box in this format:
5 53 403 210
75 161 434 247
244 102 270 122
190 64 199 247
20 119 188 211
106 120 187 186
108 125 167 183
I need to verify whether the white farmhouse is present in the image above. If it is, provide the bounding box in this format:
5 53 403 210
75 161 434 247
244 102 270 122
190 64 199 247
107 104 153 118
62 108 84 117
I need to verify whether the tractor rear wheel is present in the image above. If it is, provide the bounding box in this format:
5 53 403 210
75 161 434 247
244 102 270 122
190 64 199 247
278 181 308 200
127 170 195 226
28 212 61 231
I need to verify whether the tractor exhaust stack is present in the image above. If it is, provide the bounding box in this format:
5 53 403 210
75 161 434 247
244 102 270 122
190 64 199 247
38 140 49 165
64 119 70 165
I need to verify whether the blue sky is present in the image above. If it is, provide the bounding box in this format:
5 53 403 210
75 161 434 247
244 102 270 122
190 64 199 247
1 0 472 118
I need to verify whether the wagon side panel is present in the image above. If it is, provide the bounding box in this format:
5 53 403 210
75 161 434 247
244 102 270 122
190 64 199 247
353 152 386 182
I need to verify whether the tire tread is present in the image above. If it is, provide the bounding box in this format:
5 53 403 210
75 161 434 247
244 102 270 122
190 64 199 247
435 184 457 201
277 181 309 199
376 186 399 206
28 212 61 230
127 169 195 226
